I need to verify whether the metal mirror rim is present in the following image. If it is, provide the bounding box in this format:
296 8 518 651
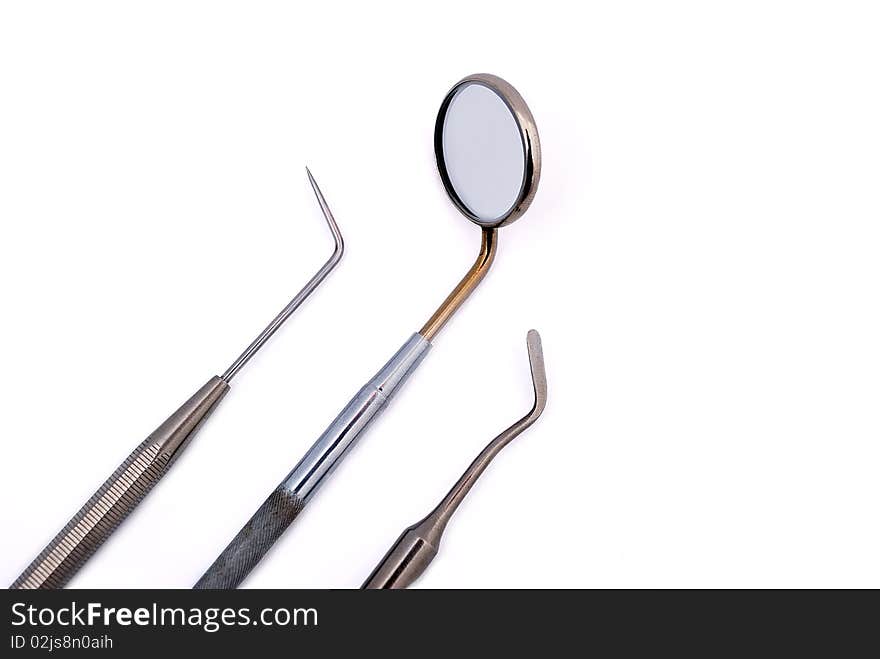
434 73 542 228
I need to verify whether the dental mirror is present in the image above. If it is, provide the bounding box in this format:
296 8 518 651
196 73 542 589
435 73 541 227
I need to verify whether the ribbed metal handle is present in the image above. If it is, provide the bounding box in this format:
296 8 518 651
193 488 305 589
11 376 229 589
11 437 174 589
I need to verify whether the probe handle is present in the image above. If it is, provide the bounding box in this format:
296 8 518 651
10 376 229 589
194 333 431 589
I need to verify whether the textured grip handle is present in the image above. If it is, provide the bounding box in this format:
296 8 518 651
195 335 431 589
193 488 304 589
10 376 229 590
11 436 173 589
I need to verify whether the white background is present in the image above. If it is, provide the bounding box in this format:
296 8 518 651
1 2 878 589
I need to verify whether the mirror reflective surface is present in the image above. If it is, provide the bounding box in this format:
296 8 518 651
436 74 540 228
442 83 524 224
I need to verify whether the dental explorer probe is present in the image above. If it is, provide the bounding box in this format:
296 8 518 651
363 329 547 589
195 73 541 588
11 169 344 589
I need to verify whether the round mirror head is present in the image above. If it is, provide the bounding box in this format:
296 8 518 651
435 73 541 228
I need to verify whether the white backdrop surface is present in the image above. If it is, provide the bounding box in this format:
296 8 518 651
1 1 878 588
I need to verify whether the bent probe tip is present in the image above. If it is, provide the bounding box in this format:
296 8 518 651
220 169 345 383
305 166 344 263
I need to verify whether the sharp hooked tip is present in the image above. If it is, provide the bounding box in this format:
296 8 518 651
305 167 344 255
305 166 323 200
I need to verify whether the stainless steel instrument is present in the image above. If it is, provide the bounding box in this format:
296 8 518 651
363 329 547 589
195 73 542 588
11 170 344 589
